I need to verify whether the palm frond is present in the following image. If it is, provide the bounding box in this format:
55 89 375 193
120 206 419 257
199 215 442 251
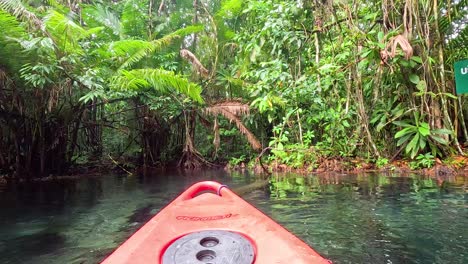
449 25 468 45
111 69 203 103
44 10 101 54
439 0 468 37
451 0 468 20
438 16 451 35
121 0 148 38
112 25 203 70
204 101 261 150
204 101 250 116
0 9 27 70
83 4 122 37
117 37 174 70
172 25 204 36
214 0 243 40
215 0 244 20
0 0 43 29
447 25 468 59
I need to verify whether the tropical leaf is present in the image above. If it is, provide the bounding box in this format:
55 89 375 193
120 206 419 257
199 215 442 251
111 69 203 103
109 39 154 57
396 133 412 147
0 9 23 37
393 118 450 159
430 129 451 146
444 0 468 58
418 122 430 137
406 133 419 159
419 135 427 150
432 128 452 136
430 135 449 145
409 74 419 84
395 127 413 139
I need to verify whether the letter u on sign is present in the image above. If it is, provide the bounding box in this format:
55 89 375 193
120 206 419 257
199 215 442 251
455 59 468 94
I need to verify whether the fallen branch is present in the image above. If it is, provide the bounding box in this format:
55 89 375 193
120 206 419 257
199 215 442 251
108 154 133 176
256 147 272 175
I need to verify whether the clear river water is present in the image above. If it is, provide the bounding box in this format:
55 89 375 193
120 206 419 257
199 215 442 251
0 170 466 264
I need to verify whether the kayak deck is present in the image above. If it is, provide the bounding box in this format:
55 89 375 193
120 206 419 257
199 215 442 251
102 181 330 264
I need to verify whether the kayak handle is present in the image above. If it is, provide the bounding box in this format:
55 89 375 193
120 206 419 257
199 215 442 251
177 181 234 201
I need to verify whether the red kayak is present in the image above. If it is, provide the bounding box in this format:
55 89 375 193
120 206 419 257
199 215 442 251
102 181 330 264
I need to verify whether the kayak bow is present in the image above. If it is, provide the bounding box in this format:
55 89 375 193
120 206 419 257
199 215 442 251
102 181 330 264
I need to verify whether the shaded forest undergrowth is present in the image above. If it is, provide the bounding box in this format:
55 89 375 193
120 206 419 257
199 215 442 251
229 152 468 177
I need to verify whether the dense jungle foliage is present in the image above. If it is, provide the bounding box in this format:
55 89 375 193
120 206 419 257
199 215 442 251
0 0 467 178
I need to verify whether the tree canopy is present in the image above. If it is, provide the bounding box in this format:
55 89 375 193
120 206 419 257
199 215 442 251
1 0 467 177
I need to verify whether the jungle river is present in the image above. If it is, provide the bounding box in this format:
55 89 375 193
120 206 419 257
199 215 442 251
0 170 466 264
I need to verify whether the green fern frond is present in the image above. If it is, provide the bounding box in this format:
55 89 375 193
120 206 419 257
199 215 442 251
111 69 203 103
448 25 468 51
109 40 152 56
0 8 24 38
0 0 28 17
118 37 174 70
438 16 451 35
214 0 243 41
0 9 27 70
44 10 85 53
215 0 244 20
452 0 468 19
121 0 147 38
0 0 42 27
82 4 122 37
111 25 203 70
172 25 204 36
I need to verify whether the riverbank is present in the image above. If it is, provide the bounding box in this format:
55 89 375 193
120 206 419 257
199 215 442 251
1 154 468 185
227 155 468 177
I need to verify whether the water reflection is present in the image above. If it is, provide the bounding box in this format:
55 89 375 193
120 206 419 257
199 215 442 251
254 173 467 264
0 169 253 264
0 171 466 264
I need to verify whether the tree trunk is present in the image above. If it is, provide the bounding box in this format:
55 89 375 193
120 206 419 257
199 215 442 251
148 0 154 39
178 110 212 169
39 122 45 177
433 0 464 155
68 106 85 163
0 129 4 168
192 0 198 47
